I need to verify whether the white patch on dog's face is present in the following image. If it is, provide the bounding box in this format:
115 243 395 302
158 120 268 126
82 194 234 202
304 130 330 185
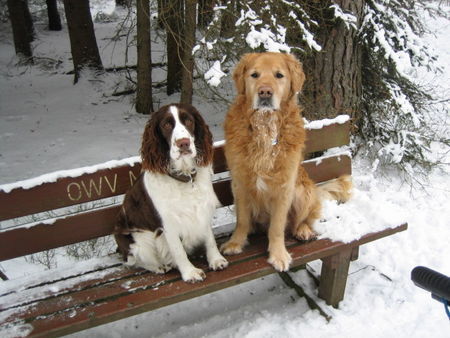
169 106 196 172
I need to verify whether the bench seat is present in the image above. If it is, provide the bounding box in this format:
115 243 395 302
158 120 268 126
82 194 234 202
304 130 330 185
0 117 408 337
0 224 406 337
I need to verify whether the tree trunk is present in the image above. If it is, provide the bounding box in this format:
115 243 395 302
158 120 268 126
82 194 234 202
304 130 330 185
46 0 62 31
180 0 197 104
162 0 184 95
63 0 103 83
198 0 214 29
136 0 154 114
7 0 34 61
301 0 363 123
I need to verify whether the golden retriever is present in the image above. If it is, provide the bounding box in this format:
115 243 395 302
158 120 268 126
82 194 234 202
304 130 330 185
220 52 351 271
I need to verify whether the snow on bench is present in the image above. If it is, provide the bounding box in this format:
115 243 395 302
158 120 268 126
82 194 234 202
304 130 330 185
0 117 407 337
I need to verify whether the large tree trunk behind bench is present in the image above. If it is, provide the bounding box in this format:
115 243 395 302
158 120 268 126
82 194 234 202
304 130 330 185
302 0 364 124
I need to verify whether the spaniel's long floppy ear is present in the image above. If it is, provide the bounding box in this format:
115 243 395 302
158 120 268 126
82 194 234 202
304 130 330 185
140 113 170 174
233 53 257 96
189 105 213 166
283 53 305 99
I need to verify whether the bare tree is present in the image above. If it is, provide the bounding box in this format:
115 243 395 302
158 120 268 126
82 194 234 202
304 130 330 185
63 0 103 83
46 0 62 31
180 0 197 104
136 0 154 114
7 0 34 61
161 0 184 95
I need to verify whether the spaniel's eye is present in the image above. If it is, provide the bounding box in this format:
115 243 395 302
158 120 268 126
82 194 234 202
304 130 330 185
184 118 193 127
163 122 172 130
275 72 284 79
250 72 259 78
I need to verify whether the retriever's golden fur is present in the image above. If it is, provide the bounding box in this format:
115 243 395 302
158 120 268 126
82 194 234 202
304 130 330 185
221 52 351 271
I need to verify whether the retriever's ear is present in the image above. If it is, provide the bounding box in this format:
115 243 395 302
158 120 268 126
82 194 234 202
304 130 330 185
140 112 170 174
283 53 305 98
233 53 257 95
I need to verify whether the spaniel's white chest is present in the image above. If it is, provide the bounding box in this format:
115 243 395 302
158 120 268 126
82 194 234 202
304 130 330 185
143 167 219 251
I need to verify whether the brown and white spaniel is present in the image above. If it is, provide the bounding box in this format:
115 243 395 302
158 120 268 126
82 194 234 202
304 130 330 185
114 103 228 283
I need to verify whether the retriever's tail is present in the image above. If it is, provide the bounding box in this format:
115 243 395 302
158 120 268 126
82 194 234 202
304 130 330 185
317 175 352 203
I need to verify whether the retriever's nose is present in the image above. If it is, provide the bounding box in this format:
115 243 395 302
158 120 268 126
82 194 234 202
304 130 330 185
258 86 273 99
176 138 191 152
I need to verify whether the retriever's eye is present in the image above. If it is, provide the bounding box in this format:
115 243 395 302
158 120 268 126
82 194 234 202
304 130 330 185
251 72 259 78
275 72 284 79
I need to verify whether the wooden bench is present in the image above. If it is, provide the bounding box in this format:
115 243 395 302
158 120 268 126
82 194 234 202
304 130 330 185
0 117 407 337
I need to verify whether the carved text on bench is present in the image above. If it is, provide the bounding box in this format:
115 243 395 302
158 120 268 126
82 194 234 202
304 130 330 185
66 170 138 201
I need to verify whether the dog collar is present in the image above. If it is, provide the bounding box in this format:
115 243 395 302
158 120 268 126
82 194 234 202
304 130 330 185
169 169 197 183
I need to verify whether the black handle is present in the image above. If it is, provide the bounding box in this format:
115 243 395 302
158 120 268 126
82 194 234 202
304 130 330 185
411 266 450 301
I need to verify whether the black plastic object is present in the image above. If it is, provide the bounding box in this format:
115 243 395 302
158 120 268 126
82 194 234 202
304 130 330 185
411 266 450 302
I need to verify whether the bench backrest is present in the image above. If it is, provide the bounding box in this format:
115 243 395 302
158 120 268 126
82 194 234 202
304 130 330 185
0 119 351 262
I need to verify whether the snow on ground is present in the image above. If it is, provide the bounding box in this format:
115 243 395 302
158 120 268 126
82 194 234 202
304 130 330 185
0 1 449 338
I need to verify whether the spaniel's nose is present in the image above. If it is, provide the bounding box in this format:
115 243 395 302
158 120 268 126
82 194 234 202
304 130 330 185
258 86 273 99
176 138 191 152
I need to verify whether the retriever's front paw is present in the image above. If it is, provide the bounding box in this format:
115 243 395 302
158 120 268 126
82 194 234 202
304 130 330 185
268 248 292 272
181 267 206 283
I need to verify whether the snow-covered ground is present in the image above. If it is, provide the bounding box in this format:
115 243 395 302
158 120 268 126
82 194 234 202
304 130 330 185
0 2 449 337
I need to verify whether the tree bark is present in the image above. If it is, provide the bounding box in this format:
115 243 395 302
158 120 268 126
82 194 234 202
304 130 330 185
46 0 62 31
162 0 184 95
301 0 364 123
7 0 34 60
136 0 154 114
180 0 197 104
63 0 103 83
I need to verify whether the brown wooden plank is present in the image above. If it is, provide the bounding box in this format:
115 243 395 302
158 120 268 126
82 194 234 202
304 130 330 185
0 154 351 261
213 145 227 173
212 121 350 173
214 154 352 208
0 121 350 221
0 164 141 222
12 223 406 337
0 206 119 262
304 154 351 183
304 121 350 154
0 240 271 325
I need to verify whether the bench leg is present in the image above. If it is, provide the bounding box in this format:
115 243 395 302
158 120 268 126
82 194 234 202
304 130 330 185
318 247 353 308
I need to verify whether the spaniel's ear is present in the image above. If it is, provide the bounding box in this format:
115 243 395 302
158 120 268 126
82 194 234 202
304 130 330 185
283 53 305 99
190 106 213 166
140 113 169 173
233 53 257 95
